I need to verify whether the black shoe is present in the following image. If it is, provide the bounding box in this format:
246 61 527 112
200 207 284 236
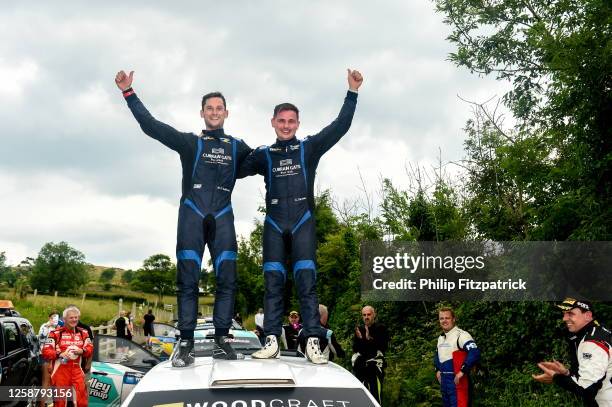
171 339 195 367
213 335 243 360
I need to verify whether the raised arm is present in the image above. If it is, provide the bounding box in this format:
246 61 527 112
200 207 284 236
115 70 191 154
305 69 363 156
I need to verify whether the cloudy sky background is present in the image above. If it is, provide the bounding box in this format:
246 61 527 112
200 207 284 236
0 1 510 269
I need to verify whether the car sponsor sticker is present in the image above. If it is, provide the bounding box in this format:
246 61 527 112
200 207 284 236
130 387 376 407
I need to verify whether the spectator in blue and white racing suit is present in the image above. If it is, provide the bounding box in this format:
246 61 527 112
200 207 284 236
534 298 612 406
434 307 481 407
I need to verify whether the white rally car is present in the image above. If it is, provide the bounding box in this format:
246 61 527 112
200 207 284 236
121 343 380 407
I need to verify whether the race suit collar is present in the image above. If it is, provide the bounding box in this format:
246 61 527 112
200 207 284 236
570 320 597 341
202 128 226 138
442 325 459 337
274 136 298 147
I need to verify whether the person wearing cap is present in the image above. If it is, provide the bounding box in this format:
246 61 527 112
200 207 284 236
533 298 612 406
434 307 481 407
281 311 302 351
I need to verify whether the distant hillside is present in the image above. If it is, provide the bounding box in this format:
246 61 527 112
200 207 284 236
89 265 127 285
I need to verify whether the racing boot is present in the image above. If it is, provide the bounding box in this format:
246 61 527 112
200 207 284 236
305 337 328 364
251 335 280 359
213 335 244 360
171 338 195 367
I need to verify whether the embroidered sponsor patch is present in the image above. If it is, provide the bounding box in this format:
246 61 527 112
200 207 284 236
582 352 592 359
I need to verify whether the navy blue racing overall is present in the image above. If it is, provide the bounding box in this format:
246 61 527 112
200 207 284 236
239 90 358 339
123 91 251 339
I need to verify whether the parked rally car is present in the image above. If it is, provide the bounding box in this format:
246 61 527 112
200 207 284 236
122 339 380 407
89 335 160 406
147 318 255 360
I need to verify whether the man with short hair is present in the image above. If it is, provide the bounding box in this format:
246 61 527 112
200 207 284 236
352 305 389 404
533 298 612 406
318 304 345 362
434 307 481 407
115 71 252 365
42 305 93 407
115 310 128 338
143 309 156 337
239 69 363 364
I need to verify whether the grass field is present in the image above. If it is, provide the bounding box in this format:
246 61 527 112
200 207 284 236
1 290 215 331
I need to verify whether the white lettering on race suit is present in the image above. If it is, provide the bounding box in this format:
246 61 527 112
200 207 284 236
202 153 232 165
272 164 302 177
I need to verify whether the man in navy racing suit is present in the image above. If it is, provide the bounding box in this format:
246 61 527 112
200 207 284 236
115 70 251 365
534 298 612 406
238 69 363 363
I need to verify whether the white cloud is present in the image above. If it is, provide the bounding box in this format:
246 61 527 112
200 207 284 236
0 1 510 268
0 59 39 100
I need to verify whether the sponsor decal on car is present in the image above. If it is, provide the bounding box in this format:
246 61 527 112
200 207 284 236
130 387 376 407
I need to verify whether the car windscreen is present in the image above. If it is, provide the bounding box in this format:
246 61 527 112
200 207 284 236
95 335 159 370
193 334 262 354
151 322 179 338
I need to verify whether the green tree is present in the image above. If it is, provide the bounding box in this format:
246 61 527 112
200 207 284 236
236 220 264 314
0 251 17 287
130 254 175 303
434 0 612 240
121 269 135 284
29 242 90 293
99 268 117 283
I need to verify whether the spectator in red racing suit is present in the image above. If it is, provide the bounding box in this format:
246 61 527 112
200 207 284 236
42 305 93 407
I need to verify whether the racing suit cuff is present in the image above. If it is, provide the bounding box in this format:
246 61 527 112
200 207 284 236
346 90 358 99
122 87 135 98
552 373 572 389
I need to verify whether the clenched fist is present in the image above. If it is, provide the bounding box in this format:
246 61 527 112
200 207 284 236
115 70 134 91
347 69 364 91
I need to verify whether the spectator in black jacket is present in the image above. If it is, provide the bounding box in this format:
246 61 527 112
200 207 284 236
352 305 389 404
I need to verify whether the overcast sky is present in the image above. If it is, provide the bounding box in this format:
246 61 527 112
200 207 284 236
0 1 510 269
